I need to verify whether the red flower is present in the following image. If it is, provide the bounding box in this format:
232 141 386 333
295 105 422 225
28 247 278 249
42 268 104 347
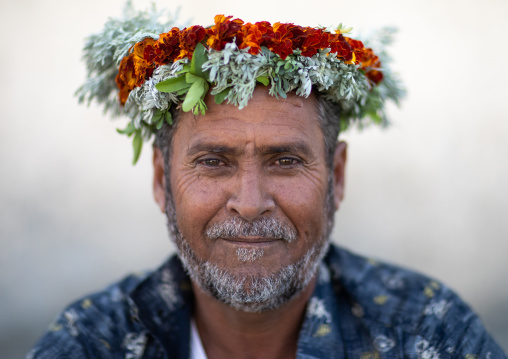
265 22 299 59
115 38 158 104
116 55 137 104
131 38 156 78
360 48 380 68
366 69 383 84
116 38 156 104
328 33 353 62
239 22 274 54
206 15 244 51
145 27 181 65
256 21 275 46
345 37 365 64
178 25 207 60
300 28 329 57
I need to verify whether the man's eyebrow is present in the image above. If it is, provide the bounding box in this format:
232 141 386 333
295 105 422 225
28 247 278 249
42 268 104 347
186 141 240 156
260 142 314 157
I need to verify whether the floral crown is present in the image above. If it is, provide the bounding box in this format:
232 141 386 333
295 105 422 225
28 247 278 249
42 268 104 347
77 3 404 163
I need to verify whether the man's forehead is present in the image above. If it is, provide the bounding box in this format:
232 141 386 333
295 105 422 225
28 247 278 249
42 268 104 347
172 87 318 132
202 87 311 116
170 88 325 158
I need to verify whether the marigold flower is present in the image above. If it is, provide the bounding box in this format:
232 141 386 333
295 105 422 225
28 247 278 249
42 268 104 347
366 69 383 84
300 28 329 57
116 38 155 104
328 33 353 62
178 25 207 60
206 15 244 51
146 27 181 65
345 37 364 64
256 21 275 44
116 55 136 104
132 38 155 78
239 22 269 54
265 22 301 59
360 48 380 68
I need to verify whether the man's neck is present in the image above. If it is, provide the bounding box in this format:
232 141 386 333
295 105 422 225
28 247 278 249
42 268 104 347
192 276 317 359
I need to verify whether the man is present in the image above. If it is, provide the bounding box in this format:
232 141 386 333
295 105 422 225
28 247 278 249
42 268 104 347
29 9 506 359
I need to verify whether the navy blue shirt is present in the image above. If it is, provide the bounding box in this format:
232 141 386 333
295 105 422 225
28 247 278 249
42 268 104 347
27 245 507 358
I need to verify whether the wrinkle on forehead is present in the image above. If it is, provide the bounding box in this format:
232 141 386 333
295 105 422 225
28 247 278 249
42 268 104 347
203 86 311 116
174 87 322 159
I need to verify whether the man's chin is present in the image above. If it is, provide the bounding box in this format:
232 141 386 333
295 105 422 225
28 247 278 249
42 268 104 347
176 238 330 313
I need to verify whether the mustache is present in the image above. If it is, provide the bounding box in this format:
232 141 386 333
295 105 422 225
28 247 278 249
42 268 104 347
205 217 297 243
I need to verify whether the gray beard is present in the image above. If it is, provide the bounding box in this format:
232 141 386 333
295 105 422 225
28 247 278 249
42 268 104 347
164 176 335 313
175 229 330 313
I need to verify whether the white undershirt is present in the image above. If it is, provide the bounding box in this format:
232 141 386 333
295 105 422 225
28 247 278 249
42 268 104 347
190 318 208 359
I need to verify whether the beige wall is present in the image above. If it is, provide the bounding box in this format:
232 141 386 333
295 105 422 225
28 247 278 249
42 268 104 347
1 0 507 356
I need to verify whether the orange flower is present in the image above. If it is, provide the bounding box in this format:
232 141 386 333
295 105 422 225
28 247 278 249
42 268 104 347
360 48 380 68
366 69 383 84
132 38 156 79
265 22 300 59
345 37 365 64
240 22 267 54
177 25 207 60
144 27 181 65
256 21 275 46
116 55 137 104
116 38 156 104
207 15 244 51
360 48 383 84
328 33 353 62
300 27 329 57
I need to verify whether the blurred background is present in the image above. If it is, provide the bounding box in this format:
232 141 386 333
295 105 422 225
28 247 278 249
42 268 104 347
1 0 507 357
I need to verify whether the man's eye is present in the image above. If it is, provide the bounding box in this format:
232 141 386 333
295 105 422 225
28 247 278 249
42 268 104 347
201 158 223 167
277 158 298 166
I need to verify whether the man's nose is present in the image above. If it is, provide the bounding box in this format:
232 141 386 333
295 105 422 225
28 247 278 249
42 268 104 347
226 167 275 221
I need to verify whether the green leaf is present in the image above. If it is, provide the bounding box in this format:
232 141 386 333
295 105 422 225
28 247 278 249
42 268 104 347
152 109 163 123
116 122 136 136
193 98 208 115
277 87 287 99
186 72 204 84
132 130 143 165
190 43 208 79
156 75 190 93
176 63 191 74
164 110 173 125
214 88 231 104
182 78 206 112
176 87 191 96
256 76 269 86
156 118 164 130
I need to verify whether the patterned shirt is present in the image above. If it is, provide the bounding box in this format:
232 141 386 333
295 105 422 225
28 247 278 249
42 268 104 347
27 244 507 358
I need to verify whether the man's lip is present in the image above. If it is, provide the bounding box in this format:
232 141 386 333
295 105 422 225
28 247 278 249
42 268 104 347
221 237 279 244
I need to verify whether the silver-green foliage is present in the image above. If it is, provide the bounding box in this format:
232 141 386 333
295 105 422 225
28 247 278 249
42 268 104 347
75 0 182 118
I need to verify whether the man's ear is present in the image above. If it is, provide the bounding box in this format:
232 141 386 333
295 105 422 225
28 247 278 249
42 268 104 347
153 147 166 213
332 141 348 211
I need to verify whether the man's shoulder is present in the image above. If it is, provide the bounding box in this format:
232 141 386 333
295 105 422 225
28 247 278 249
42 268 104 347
325 244 506 356
326 244 454 326
27 258 181 359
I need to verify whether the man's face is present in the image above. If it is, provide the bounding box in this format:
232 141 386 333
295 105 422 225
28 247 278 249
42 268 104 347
154 87 346 311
